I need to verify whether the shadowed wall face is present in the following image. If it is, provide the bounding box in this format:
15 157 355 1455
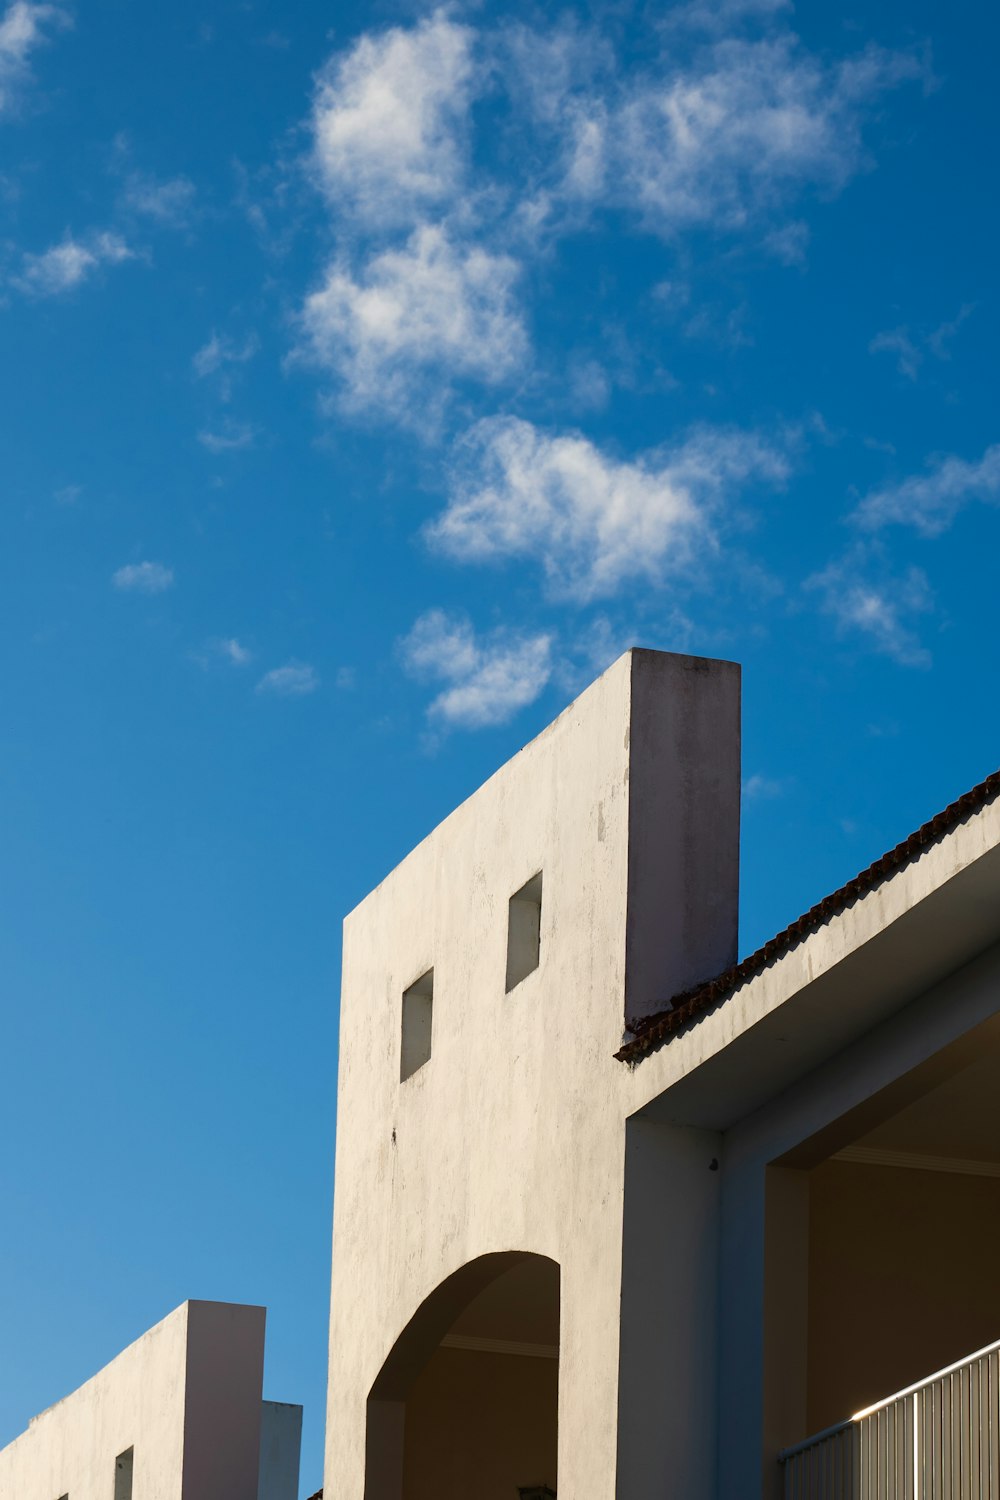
807 1160 1000 1432
403 1349 557 1500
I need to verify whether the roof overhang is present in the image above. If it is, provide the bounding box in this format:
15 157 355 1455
626 790 1000 1131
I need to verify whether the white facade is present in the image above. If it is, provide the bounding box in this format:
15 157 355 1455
325 647 1000 1499
0 1300 301 1500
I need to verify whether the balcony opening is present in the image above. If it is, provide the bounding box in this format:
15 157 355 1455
506 873 542 993
765 1016 1000 1490
113 1448 133 1500
400 970 434 1082
366 1251 559 1500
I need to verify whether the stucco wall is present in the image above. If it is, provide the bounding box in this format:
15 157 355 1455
325 649 741 1500
325 637 1000 1500
0 1301 267 1500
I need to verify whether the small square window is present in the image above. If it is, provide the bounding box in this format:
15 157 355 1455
400 969 434 1081
113 1449 133 1500
506 872 542 992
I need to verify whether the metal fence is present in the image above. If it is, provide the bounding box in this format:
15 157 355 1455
779 1338 1000 1499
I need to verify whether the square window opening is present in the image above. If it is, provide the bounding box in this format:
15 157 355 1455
113 1449 133 1500
506 872 542 992
400 969 434 1082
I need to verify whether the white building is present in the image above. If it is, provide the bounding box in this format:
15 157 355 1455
325 647 1000 1499
6 647 999 1500
0 1300 301 1500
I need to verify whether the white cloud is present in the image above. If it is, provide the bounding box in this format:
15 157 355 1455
215 637 252 665
926 303 974 360
668 0 793 29
193 331 258 380
297 13 924 435
497 26 923 252
256 662 319 697
119 169 196 228
300 225 526 419
579 39 924 240
870 304 974 380
869 326 922 380
113 560 174 595
806 552 932 667
13 230 133 296
312 9 474 228
198 420 256 453
743 772 785 800
401 608 552 729
427 417 788 602
855 444 1000 535
0 1 69 117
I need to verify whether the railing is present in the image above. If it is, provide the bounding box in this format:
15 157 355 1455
779 1337 1000 1498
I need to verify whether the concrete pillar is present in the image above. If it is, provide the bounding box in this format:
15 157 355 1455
616 1117 723 1500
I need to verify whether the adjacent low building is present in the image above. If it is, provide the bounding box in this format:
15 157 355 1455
0 1300 301 1500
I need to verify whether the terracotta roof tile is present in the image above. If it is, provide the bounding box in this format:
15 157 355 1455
616 766 1000 1065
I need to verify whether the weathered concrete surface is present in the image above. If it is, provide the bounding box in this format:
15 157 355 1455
325 649 741 1500
258 1401 303 1500
0 1300 299 1500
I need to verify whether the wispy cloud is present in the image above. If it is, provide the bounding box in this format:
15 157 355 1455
401 608 552 729
552 39 925 243
427 417 788 602
868 326 922 381
213 637 252 665
12 230 133 296
193 331 258 380
312 9 475 228
300 10 925 436
198 420 256 454
854 443 1000 535
0 1 70 118
119 168 196 229
743 771 785 800
299 226 526 422
666 0 793 31
113 560 174 595
806 550 932 667
256 662 319 697
869 304 974 381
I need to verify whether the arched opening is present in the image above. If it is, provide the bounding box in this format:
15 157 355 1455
365 1252 560 1500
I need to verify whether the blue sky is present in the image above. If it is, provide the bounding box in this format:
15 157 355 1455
1 0 998 1491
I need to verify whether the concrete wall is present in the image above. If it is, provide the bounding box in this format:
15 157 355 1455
325 649 741 1500
258 1402 303 1500
0 1302 190 1500
325 635 1000 1500
0 1301 278 1500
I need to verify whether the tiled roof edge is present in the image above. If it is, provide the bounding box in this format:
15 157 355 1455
616 767 1000 1066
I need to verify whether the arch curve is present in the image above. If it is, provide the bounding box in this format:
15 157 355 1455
366 1252 560 1500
